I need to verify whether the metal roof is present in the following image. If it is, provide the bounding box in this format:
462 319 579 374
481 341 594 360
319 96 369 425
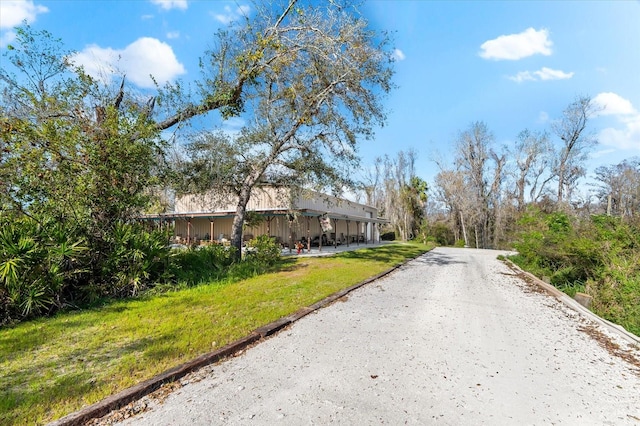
140 208 388 224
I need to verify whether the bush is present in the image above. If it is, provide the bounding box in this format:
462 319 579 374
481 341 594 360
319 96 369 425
101 223 173 297
244 235 281 266
380 231 396 241
169 244 237 287
510 208 640 335
0 215 88 325
428 222 455 246
0 215 179 325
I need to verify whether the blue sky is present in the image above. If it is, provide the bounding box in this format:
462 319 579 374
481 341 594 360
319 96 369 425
1 0 639 190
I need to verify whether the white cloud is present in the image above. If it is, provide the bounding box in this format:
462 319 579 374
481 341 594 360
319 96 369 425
0 0 48 29
598 118 640 150
0 31 16 47
592 92 637 116
508 67 573 82
393 49 406 61
535 67 573 80
538 111 549 123
595 94 640 151
72 37 186 89
0 0 48 47
150 0 187 11
590 148 616 159
213 5 250 25
166 31 180 39
508 71 536 83
480 27 552 61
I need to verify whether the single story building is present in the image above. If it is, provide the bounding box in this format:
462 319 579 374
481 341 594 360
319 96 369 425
141 186 388 250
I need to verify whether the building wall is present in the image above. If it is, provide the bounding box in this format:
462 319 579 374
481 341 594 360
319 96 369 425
175 187 377 220
175 187 291 213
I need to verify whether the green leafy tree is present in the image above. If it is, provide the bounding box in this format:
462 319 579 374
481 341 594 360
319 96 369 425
179 0 395 258
0 25 166 295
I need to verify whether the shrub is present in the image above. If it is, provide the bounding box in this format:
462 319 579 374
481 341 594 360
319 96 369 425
169 244 237 287
0 215 88 325
244 235 281 266
380 231 396 241
101 223 173 297
510 209 640 335
427 222 455 246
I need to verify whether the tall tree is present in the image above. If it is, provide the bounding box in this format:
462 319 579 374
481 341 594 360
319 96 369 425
551 95 599 205
455 122 494 248
0 26 161 251
593 158 640 219
510 129 553 210
180 1 394 256
433 168 471 246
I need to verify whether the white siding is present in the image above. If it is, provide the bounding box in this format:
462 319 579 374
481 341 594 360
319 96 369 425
175 187 292 213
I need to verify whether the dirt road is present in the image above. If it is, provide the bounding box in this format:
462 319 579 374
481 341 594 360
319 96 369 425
113 247 640 425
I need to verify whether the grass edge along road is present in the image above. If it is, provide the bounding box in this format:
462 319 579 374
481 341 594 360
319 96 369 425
0 242 433 426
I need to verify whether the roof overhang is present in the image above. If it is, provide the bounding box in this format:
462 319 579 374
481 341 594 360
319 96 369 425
139 208 389 224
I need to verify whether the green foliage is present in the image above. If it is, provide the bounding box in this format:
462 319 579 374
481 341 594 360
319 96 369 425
243 210 265 229
510 208 640 335
101 223 172 297
380 231 396 241
0 25 174 323
244 235 282 266
0 214 88 325
453 238 466 248
169 244 237 287
426 222 456 246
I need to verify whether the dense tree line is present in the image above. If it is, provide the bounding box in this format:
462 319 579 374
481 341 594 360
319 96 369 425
357 150 428 241
429 95 640 249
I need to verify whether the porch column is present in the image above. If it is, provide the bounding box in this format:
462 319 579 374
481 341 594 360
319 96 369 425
209 220 214 243
306 216 311 253
364 221 368 245
346 220 350 247
288 215 293 254
187 218 191 245
332 218 338 248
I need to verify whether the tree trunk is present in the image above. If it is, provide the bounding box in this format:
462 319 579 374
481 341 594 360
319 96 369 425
231 187 252 261
474 226 479 250
460 211 469 248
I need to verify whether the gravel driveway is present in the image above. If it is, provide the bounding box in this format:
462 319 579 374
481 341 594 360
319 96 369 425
111 247 640 425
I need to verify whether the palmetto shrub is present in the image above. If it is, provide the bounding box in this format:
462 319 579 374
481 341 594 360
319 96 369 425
0 215 175 325
168 244 237 287
101 222 173 297
0 215 88 325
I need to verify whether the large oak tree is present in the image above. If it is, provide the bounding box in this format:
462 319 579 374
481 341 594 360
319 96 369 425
179 0 395 256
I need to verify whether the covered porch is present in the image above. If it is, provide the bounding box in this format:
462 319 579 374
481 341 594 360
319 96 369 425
140 208 388 251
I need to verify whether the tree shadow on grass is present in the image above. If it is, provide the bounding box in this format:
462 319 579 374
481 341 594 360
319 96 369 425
334 244 428 263
272 257 308 273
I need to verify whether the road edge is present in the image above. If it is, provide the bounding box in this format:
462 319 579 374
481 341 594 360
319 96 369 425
47 249 430 426
504 259 640 345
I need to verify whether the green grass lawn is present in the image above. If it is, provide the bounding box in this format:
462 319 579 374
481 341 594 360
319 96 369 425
0 242 432 425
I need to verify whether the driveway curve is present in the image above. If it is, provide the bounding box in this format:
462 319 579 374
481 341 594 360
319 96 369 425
111 247 640 425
